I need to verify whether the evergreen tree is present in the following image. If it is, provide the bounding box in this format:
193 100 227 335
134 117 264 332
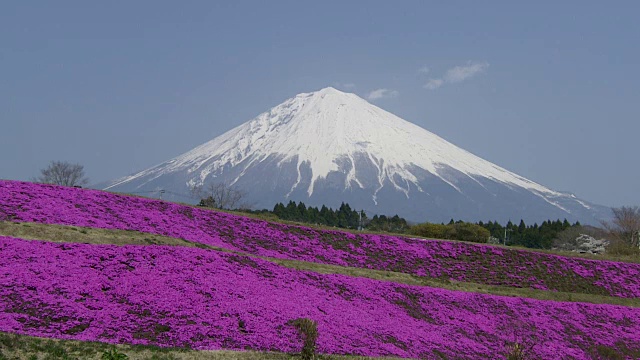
297 202 307 222
273 202 286 218
319 205 330 224
284 201 297 220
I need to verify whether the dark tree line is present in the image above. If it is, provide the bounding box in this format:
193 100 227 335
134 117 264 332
479 218 580 249
246 200 409 232
239 199 582 249
366 214 409 233
272 201 363 229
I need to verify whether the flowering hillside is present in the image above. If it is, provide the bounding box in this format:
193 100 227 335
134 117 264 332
1 236 639 359
1 181 639 298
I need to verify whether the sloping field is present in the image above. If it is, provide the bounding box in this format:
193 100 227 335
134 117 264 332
1 180 639 299
3 222 639 309
1 236 640 359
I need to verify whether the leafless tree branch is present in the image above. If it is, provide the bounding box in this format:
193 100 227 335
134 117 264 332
189 182 248 210
602 206 640 248
35 161 89 187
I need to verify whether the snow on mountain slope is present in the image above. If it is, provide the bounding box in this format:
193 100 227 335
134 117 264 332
107 87 554 196
104 87 609 224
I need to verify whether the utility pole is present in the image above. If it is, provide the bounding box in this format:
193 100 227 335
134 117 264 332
358 210 363 231
159 189 165 200
504 228 512 246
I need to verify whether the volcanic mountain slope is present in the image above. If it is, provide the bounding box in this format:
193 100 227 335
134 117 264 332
104 87 609 224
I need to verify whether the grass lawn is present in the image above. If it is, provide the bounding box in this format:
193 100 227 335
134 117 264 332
0 332 407 360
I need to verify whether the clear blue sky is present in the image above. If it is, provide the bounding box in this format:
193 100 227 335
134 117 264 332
1 1 638 207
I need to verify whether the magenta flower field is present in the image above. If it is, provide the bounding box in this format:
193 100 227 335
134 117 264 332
1 180 639 299
1 236 639 359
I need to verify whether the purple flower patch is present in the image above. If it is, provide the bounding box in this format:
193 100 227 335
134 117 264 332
1 236 639 359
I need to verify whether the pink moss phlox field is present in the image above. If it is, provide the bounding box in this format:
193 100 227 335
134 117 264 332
1 236 639 359
1 180 639 298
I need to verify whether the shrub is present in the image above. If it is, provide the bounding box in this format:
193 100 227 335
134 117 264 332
606 239 640 257
505 342 536 360
289 318 318 360
591 344 625 360
409 223 449 239
553 226 584 251
198 196 216 208
102 347 128 360
452 222 490 243
409 222 489 243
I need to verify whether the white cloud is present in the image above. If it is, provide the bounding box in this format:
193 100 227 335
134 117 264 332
443 61 489 83
424 79 444 90
418 66 430 74
367 88 399 100
422 61 489 91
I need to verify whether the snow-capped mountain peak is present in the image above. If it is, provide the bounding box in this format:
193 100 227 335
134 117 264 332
104 87 609 224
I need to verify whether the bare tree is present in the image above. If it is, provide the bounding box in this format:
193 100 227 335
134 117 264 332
602 206 640 248
35 161 89 187
189 182 248 210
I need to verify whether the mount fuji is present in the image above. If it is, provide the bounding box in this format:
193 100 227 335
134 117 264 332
103 87 609 224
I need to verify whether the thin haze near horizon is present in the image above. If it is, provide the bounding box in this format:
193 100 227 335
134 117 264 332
1 1 638 208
